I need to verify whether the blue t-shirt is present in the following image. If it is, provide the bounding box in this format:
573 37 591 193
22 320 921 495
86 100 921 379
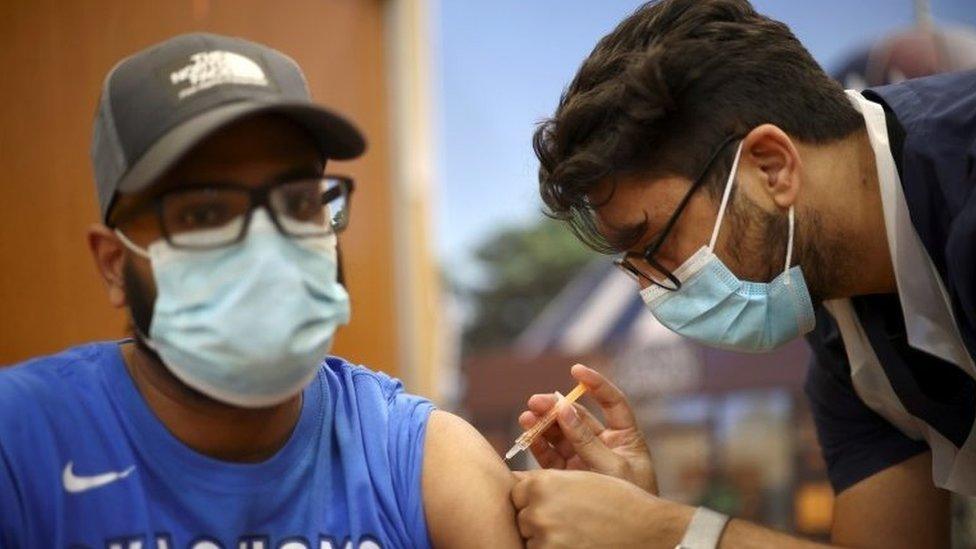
0 341 435 549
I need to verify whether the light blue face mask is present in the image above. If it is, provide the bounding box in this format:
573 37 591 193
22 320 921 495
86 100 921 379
639 143 815 353
117 209 350 407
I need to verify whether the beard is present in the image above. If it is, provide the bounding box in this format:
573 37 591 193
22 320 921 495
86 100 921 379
723 189 834 306
122 259 159 354
792 212 835 306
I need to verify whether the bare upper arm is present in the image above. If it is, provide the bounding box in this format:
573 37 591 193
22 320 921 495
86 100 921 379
422 410 523 548
832 452 949 548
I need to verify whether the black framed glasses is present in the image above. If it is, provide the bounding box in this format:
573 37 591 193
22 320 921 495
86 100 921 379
614 135 740 291
117 175 355 250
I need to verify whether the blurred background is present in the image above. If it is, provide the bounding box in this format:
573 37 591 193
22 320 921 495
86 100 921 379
1 0 975 544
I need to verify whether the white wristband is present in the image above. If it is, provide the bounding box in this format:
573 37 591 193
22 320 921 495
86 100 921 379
675 507 730 549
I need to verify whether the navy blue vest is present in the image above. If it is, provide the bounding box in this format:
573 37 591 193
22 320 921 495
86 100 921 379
807 70 976 452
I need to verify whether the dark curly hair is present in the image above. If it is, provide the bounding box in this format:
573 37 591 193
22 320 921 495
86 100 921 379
534 0 863 253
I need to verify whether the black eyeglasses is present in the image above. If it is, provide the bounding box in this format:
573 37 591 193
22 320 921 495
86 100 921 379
614 135 740 291
116 175 355 250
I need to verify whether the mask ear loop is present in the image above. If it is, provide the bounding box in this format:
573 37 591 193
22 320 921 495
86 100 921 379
115 229 151 259
707 142 745 251
783 205 795 285
112 229 160 349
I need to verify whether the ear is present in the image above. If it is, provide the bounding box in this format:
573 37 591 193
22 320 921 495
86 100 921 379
87 224 128 309
739 124 802 210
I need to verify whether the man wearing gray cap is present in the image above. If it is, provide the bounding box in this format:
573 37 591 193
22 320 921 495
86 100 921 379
0 33 521 548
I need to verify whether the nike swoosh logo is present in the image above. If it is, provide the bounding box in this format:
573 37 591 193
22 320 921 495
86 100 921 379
62 461 135 494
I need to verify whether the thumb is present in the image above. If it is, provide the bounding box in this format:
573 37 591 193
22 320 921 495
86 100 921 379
556 400 620 474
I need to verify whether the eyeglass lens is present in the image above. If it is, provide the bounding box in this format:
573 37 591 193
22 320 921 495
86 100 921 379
161 178 349 249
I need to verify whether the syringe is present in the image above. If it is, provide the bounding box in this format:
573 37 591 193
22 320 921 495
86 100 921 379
504 381 588 462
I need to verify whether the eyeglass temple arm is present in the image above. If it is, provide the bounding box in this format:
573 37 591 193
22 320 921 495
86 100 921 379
642 135 739 262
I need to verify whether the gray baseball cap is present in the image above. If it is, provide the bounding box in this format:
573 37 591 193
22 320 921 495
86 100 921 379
91 32 366 222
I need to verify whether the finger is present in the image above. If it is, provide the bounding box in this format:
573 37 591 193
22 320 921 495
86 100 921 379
518 410 540 430
519 410 569 454
551 434 578 462
530 436 567 469
531 402 607 437
572 364 638 430
511 474 530 510
517 508 533 539
524 395 566 443
565 454 589 471
572 402 607 435
527 393 558 415
518 410 562 440
519 414 568 468
522 401 604 446
555 399 621 474
521 406 607 464
522 390 612 463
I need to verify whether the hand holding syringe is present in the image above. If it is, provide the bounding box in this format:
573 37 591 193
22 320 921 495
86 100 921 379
508 363 657 493
505 381 588 461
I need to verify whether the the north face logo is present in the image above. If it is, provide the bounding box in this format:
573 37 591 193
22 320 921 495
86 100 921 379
170 50 269 99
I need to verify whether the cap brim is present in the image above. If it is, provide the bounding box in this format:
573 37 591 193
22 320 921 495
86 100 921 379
115 100 366 196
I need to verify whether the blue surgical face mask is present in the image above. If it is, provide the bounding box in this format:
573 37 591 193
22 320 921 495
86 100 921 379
639 143 815 353
117 209 350 407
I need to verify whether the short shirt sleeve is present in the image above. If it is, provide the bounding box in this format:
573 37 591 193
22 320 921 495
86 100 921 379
334 361 439 548
384 382 437 547
804 308 928 493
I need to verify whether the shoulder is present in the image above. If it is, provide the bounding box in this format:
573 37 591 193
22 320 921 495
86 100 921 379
866 71 976 134
322 355 406 401
0 342 120 459
0 342 121 526
319 356 436 458
422 410 509 478
0 342 113 417
321 356 435 418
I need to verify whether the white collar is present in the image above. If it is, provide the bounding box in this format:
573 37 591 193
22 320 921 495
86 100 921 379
845 90 974 373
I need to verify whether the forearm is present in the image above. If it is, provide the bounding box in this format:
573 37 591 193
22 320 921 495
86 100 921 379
718 518 835 549
648 499 834 549
696 452 947 549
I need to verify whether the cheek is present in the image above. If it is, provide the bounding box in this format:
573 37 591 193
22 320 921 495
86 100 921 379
657 195 719 268
655 235 700 271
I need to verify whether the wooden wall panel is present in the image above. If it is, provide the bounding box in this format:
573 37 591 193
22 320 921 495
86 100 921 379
0 0 401 375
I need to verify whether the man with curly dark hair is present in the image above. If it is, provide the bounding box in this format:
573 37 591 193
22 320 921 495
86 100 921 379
512 0 976 546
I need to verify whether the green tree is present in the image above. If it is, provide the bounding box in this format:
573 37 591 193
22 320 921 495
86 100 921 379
462 217 597 352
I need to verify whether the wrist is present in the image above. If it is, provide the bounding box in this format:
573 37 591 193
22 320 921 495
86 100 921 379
676 507 731 549
644 496 696 546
